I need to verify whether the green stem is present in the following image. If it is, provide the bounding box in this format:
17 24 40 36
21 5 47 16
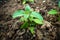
21 21 28 29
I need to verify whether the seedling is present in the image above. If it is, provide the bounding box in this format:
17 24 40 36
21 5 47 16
23 0 34 4
12 4 43 34
48 9 57 15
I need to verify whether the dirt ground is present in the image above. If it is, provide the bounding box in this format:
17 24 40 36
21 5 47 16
0 0 60 40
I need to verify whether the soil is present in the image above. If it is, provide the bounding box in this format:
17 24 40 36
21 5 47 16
0 0 60 40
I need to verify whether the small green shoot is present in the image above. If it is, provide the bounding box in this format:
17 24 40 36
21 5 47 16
23 0 34 4
12 4 43 34
48 9 57 15
29 27 35 34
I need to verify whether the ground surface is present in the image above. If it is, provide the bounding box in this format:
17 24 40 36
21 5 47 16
0 0 60 40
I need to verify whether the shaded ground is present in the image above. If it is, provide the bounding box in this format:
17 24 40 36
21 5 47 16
0 0 60 40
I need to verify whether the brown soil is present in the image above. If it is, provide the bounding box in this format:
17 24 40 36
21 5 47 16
0 0 60 40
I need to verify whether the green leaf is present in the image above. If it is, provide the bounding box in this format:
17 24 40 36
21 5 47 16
21 22 28 28
23 0 34 4
23 14 29 21
29 16 33 21
29 0 34 2
57 16 60 21
58 1 60 7
20 17 25 22
20 14 29 22
25 4 31 11
30 11 43 21
48 9 57 15
24 14 29 19
12 10 24 19
33 19 43 24
23 1 26 4
29 27 35 34
25 11 30 14
23 0 28 4
29 0 34 3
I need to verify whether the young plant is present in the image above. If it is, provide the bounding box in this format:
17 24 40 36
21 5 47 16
12 4 43 34
23 0 34 4
48 9 58 15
